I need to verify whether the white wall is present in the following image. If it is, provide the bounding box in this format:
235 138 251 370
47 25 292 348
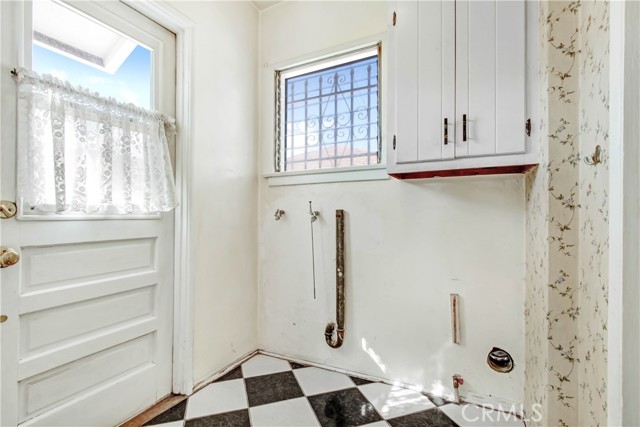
168 1 260 385
258 1 526 403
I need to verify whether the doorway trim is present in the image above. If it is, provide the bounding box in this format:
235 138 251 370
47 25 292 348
609 1 639 425
121 0 195 396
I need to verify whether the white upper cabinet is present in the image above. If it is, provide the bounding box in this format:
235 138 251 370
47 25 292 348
456 0 526 157
395 0 455 164
388 0 537 178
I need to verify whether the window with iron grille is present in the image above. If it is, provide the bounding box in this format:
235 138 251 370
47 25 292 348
274 45 381 172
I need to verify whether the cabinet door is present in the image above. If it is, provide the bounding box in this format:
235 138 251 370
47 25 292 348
455 1 526 157
394 0 455 163
418 0 455 161
394 0 419 163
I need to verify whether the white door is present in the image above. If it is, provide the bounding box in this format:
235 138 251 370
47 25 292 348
0 1 177 426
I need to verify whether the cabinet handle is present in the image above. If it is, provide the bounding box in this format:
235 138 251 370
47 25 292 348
463 114 467 142
444 118 448 145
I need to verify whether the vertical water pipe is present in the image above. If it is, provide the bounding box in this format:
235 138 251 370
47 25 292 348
325 209 345 348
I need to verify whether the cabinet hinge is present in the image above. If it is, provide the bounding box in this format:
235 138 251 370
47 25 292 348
392 11 397 26
393 135 396 150
526 119 531 137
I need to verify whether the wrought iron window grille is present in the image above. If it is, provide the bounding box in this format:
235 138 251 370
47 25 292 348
274 44 381 173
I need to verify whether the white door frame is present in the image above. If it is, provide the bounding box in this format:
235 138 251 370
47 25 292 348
119 0 196 396
609 1 639 425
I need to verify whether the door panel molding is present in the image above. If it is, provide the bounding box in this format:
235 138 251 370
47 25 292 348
20 238 156 292
18 318 158 381
21 364 156 427
18 333 155 422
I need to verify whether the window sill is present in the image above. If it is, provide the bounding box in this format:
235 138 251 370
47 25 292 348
264 164 389 186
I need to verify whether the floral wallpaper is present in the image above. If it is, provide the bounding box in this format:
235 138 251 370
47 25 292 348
577 1 609 425
524 2 554 424
525 1 609 426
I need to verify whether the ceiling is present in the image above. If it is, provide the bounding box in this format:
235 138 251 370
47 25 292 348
251 1 282 11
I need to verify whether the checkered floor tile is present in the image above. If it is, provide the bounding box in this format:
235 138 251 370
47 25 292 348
143 355 525 427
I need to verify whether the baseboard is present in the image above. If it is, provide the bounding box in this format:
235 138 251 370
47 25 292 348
192 348 259 393
258 349 522 417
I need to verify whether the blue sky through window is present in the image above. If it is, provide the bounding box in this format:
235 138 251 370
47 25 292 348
33 44 152 109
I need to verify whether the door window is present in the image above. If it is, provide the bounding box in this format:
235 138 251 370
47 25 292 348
21 0 175 219
32 0 152 108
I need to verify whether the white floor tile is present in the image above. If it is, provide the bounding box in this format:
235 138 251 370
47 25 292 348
185 379 248 419
249 397 320 427
439 404 525 427
358 382 435 420
241 354 292 378
293 367 356 396
360 422 390 427
151 422 183 427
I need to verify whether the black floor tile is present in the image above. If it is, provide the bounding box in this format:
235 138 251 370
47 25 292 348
185 409 250 427
144 399 187 426
215 366 243 382
308 388 382 427
245 371 304 407
388 408 459 427
349 376 375 386
424 393 450 407
289 361 308 369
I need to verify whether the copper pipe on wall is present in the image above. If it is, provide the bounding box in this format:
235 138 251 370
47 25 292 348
450 294 460 344
325 209 345 348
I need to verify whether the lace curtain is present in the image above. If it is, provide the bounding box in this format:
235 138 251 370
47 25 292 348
14 68 177 215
